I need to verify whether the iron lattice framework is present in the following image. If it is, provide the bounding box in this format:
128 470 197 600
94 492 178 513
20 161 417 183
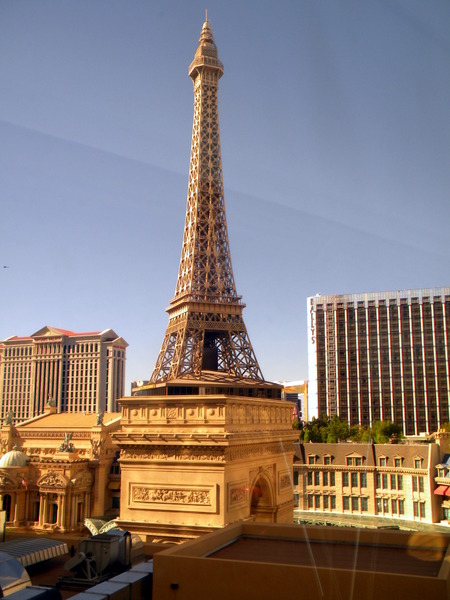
151 20 264 384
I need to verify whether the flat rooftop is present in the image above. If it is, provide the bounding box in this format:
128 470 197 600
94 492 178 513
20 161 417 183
208 533 445 577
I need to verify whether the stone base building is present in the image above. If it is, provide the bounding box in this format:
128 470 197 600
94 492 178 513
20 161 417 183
115 384 297 542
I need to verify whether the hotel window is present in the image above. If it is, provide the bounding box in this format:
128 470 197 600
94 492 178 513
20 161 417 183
390 474 397 490
323 472 328 486
360 472 367 488
383 498 389 513
323 495 329 509
307 472 312 486
351 472 358 488
351 497 359 511
379 457 386 467
412 476 423 493
420 503 426 518
308 455 316 465
392 498 398 514
343 496 350 510
413 501 419 518
314 471 320 486
346 456 363 466
330 495 336 509
382 474 388 489
394 458 402 468
330 472 335 486
361 497 368 512
376 498 382 513
414 459 422 469
308 495 313 509
324 456 331 465
342 472 349 487
314 495 321 509
397 475 403 490
399 499 405 515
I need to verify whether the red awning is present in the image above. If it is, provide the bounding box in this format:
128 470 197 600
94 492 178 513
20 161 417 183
434 486 449 496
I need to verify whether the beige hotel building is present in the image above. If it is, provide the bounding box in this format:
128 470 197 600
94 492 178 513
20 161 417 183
0 326 127 425
308 287 450 436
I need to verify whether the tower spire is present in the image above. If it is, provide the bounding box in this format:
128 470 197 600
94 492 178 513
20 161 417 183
148 20 264 385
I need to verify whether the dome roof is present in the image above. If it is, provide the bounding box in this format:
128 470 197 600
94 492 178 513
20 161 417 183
0 446 28 468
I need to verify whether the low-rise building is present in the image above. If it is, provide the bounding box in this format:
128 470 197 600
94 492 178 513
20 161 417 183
0 407 121 532
294 432 450 526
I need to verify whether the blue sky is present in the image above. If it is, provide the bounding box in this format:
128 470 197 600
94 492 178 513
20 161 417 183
1 0 449 391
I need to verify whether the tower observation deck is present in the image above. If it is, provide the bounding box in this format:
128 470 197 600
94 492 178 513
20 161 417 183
137 19 279 397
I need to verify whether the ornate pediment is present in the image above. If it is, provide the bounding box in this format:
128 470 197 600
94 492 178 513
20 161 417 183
71 470 93 489
0 472 17 490
37 471 70 489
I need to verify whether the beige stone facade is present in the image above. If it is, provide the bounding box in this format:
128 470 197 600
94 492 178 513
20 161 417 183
115 391 297 542
0 326 127 425
294 434 450 526
0 408 121 532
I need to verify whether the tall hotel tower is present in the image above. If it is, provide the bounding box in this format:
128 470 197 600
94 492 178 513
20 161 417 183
308 288 450 436
0 326 128 424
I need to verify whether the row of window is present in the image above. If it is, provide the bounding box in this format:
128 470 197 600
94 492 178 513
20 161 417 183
307 494 337 510
305 493 426 518
306 472 426 493
376 473 403 490
307 456 422 469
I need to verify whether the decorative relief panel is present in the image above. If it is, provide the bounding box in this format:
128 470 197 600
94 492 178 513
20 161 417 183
130 483 217 513
278 470 293 493
227 479 248 509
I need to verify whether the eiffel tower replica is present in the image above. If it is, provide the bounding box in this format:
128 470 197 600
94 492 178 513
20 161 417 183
136 18 273 395
115 18 296 542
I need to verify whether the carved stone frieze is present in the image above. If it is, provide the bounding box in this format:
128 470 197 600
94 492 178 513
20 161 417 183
132 486 211 506
120 446 225 462
227 441 293 462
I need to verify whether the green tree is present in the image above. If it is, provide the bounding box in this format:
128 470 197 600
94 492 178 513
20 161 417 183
325 414 350 443
370 420 402 444
349 424 371 442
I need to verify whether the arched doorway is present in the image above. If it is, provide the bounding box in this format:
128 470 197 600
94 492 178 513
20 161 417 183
250 474 275 523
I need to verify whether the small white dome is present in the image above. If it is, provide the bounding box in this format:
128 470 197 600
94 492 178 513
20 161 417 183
0 446 28 468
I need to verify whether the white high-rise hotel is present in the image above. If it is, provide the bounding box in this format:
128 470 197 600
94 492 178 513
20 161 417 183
308 288 450 436
0 326 127 425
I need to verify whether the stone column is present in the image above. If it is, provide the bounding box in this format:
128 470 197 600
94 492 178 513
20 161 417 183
39 494 46 527
56 495 62 528
60 494 66 530
13 493 19 526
